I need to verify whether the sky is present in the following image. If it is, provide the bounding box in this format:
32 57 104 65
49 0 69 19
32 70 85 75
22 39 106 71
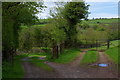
37 1 119 19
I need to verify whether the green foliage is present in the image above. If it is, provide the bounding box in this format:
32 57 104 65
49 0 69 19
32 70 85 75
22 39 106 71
2 17 15 50
80 18 119 41
77 21 90 29
105 46 119 64
80 50 98 64
19 19 67 51
32 47 51 50
3 2 45 25
77 28 108 45
50 2 89 47
44 19 66 44
63 2 89 44
49 49 80 64
106 23 119 40
62 2 89 24
2 2 45 61
19 27 33 51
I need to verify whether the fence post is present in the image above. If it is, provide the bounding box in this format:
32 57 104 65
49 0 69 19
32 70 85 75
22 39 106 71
96 40 98 50
107 40 110 49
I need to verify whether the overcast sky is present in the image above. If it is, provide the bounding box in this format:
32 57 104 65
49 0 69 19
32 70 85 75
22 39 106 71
37 0 119 19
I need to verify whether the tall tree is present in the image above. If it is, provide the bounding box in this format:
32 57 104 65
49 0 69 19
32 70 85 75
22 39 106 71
50 1 89 47
2 2 45 62
63 2 89 47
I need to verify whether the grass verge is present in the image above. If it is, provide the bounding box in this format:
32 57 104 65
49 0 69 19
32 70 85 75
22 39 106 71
49 49 80 64
80 50 98 65
2 54 27 78
105 46 119 64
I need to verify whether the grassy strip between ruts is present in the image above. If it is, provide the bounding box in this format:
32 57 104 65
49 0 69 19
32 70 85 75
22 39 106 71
49 49 81 64
105 46 119 64
80 50 98 65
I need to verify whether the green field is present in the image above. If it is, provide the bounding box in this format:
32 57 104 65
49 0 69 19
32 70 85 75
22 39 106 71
90 40 120 50
105 46 119 64
80 50 98 64
50 49 80 64
110 40 120 47
88 18 118 24
20 24 46 29
39 19 50 23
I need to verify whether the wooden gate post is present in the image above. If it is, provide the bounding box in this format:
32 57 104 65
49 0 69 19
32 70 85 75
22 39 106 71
107 40 110 49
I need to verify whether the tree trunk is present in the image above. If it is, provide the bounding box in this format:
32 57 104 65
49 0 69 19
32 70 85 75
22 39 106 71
56 45 59 58
107 40 110 49
60 41 64 54
52 44 59 59
58 43 60 55
2 48 15 64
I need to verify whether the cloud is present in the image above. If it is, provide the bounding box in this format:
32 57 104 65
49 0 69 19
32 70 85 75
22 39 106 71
37 13 50 19
44 2 56 8
37 2 56 19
